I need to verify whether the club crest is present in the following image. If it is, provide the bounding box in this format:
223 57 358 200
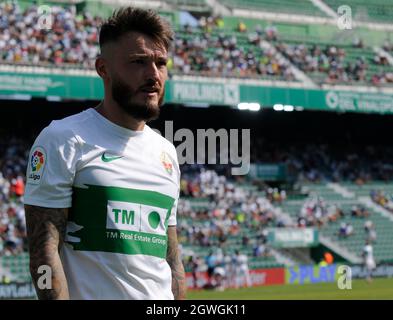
160 151 173 175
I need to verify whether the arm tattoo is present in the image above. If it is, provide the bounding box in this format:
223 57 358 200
25 205 70 300
166 226 186 300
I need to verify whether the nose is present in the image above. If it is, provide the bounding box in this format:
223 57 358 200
144 61 160 83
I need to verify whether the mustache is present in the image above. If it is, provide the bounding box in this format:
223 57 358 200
138 81 161 92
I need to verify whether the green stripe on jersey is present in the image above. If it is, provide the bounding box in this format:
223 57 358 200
67 185 175 259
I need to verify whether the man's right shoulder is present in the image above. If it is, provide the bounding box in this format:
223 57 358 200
38 108 93 140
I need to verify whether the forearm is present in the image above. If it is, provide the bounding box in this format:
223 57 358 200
25 205 70 300
169 257 186 300
30 250 69 300
166 227 187 300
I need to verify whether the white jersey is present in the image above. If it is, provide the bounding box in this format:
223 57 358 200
238 254 249 272
363 244 376 269
24 108 180 300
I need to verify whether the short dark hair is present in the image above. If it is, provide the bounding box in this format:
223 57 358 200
99 7 174 51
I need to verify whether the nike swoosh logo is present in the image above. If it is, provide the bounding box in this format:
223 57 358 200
101 152 124 162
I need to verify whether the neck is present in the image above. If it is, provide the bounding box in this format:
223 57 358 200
95 99 146 131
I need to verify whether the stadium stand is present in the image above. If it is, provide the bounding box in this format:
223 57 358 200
371 189 393 213
0 2 101 68
222 0 328 17
1 1 392 86
165 0 210 12
222 0 325 16
221 0 393 24
0 252 30 282
171 23 295 80
323 0 393 24
279 182 393 264
274 36 393 85
177 168 288 270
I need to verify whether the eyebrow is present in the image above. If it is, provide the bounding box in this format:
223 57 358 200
128 53 168 60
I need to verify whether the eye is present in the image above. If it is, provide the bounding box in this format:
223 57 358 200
157 59 168 67
131 59 145 65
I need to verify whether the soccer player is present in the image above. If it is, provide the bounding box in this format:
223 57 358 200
234 250 251 288
362 240 376 283
24 7 186 300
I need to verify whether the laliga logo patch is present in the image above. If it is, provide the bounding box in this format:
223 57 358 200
27 146 46 185
32 150 44 172
160 151 173 175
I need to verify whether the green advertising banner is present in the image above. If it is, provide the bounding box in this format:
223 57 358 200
0 72 103 100
248 163 287 181
267 228 319 248
167 80 393 114
165 80 240 105
169 80 393 114
1 71 393 115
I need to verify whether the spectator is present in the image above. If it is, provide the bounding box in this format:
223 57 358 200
328 204 345 222
364 220 377 243
338 222 354 238
253 242 270 257
324 252 334 264
1 275 11 284
351 205 370 218
237 21 247 33
371 189 393 213
242 235 250 247
265 23 278 41
353 37 364 48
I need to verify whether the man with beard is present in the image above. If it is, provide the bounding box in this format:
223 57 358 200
23 7 186 300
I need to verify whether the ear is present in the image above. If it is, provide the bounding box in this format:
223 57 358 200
95 55 109 80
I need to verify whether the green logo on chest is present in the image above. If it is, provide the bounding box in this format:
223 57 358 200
101 152 124 162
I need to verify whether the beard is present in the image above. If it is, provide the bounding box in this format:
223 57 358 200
111 77 164 122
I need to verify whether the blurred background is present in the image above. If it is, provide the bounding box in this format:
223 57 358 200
0 0 393 299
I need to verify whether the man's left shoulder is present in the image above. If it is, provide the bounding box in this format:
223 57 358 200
147 126 178 158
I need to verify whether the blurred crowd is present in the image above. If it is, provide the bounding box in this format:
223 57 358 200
177 168 291 248
0 2 101 68
0 2 294 81
0 136 29 257
297 196 370 224
338 218 377 243
370 189 393 213
296 195 377 244
297 196 345 228
382 40 393 53
276 42 357 83
251 140 393 183
276 41 393 85
371 50 393 85
1 2 391 85
172 18 294 80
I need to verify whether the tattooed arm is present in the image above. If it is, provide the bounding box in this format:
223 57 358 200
166 226 186 300
25 205 69 300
